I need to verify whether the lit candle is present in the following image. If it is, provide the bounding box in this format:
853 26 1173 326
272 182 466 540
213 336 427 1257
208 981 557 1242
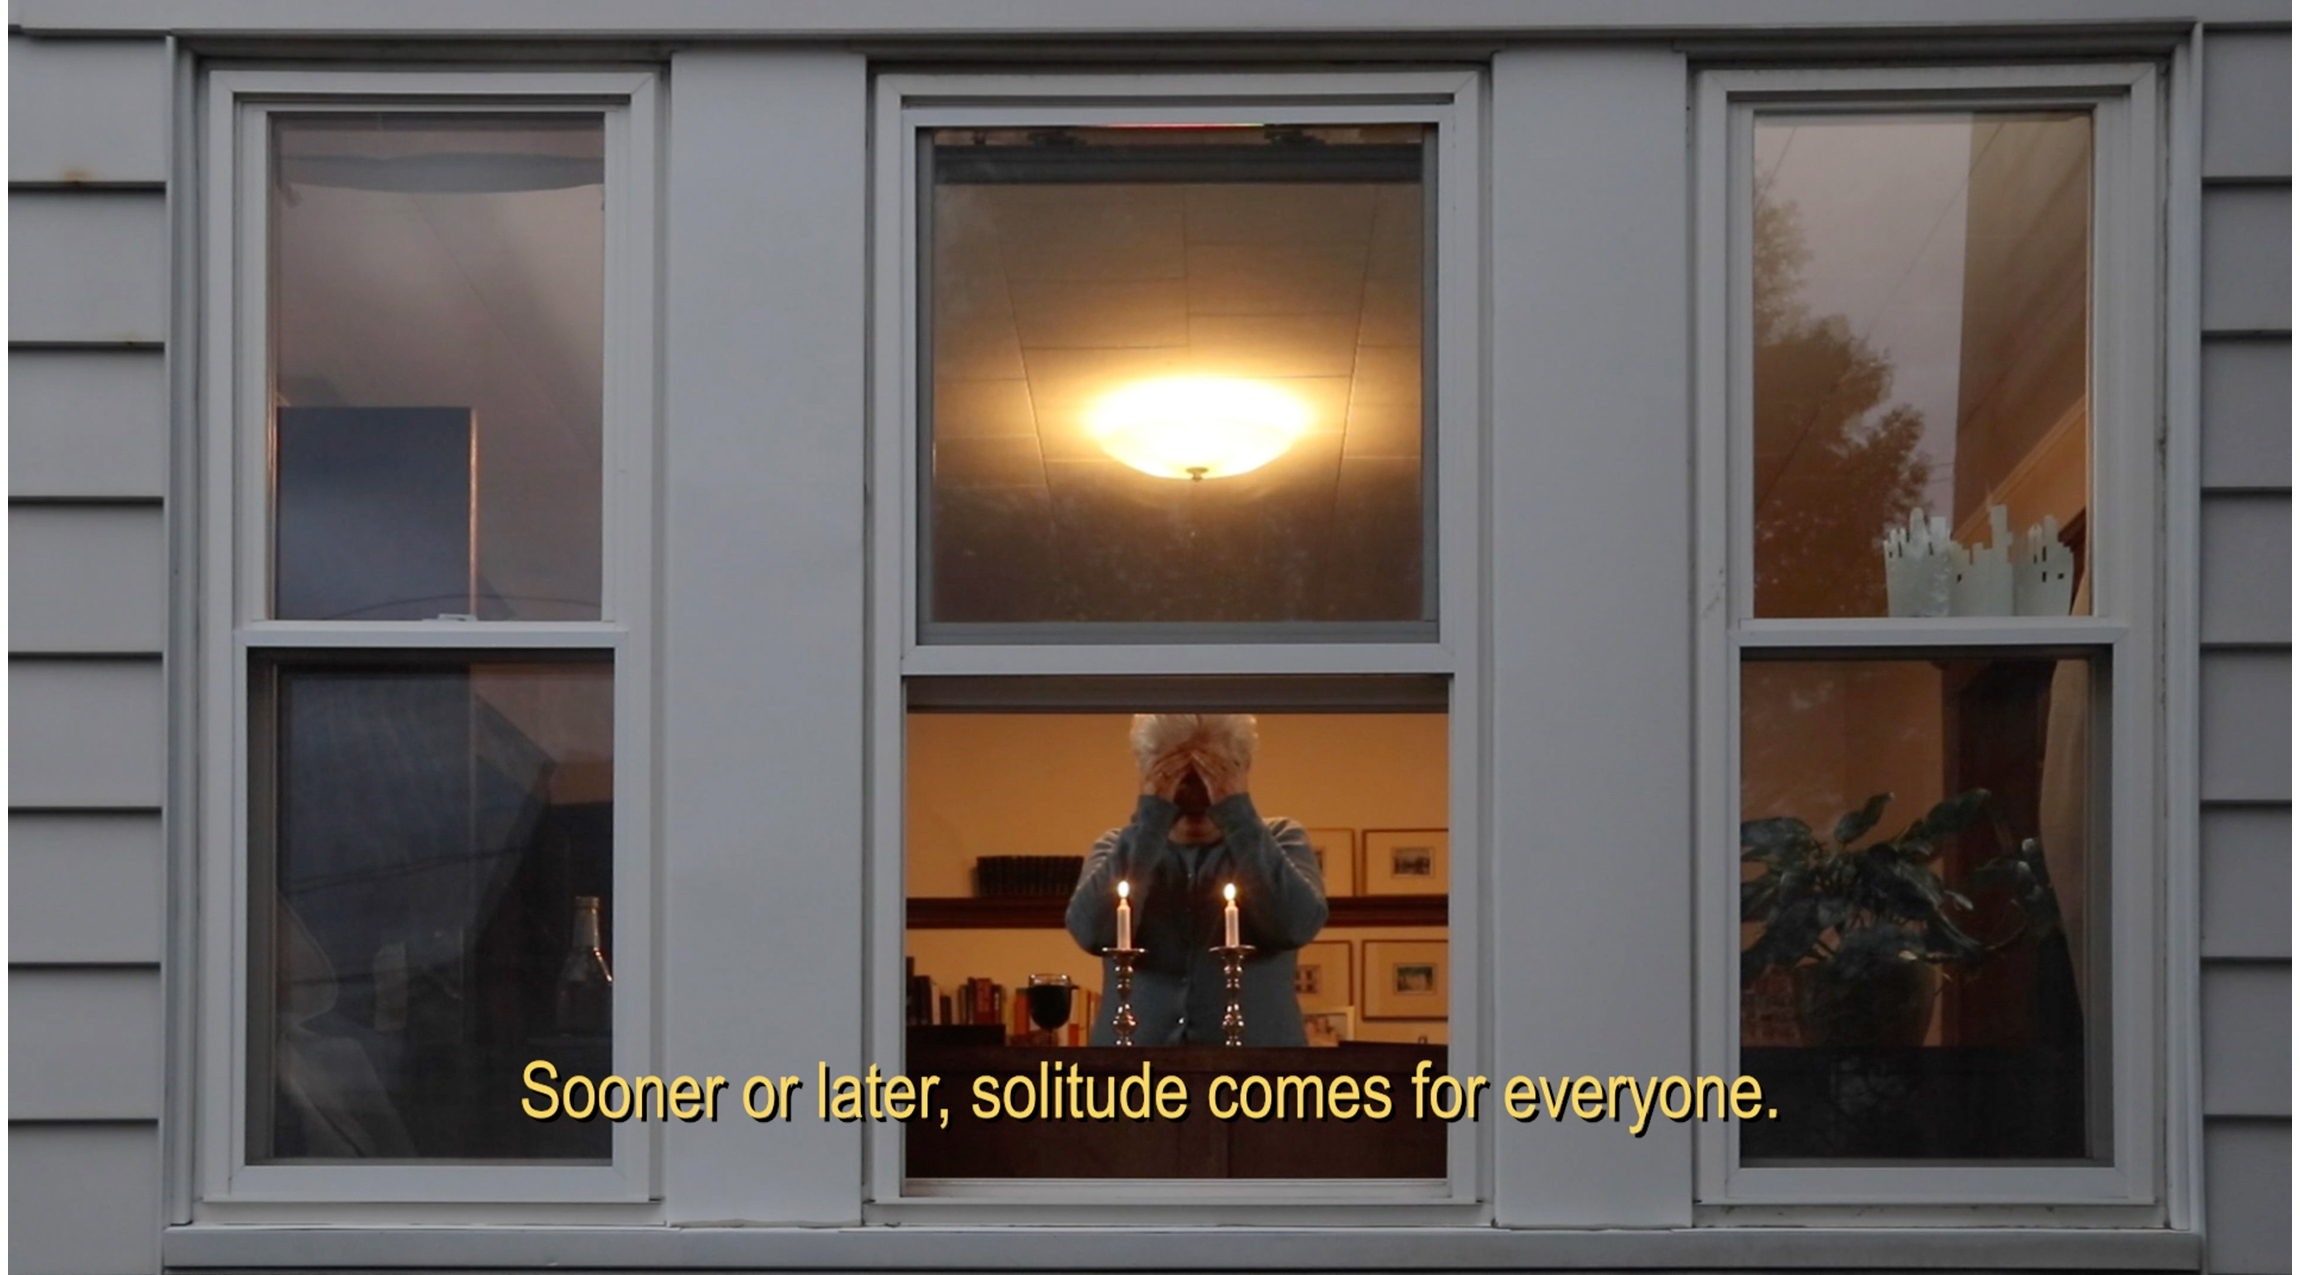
1222 882 1240 948
1116 880 1133 951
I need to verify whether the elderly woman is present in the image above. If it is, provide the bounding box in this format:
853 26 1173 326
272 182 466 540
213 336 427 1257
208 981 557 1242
1065 714 1328 1046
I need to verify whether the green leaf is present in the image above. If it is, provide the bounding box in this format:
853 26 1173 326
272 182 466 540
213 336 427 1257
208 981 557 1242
1740 874 1779 922
1815 896 1852 932
1740 816 1815 867
1910 789 1991 843
1743 896 1824 979
1833 792 1893 847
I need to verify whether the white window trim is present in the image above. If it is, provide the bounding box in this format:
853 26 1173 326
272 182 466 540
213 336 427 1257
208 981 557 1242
193 67 664 1211
1690 61 2174 1215
863 68 1489 1219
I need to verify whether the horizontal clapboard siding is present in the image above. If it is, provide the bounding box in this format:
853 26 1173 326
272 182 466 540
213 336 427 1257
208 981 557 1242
2200 494 2292 645
8 660 166 809
9 814 165 965
10 350 169 498
8 1124 161 1275
2201 337 2291 491
2205 1120 2294 1274
9 968 163 1121
2203 30 2292 180
2202 963 2292 1117
2201 186 2293 334
10 505 167 654
9 37 173 1275
2200 651 2293 802
7 36 168 186
2198 28 2290 1273
8 191 168 345
2203 806 2292 960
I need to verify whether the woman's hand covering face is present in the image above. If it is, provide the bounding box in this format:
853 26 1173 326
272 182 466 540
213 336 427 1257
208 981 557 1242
1192 747 1247 802
1141 748 1197 799
1140 738 1249 805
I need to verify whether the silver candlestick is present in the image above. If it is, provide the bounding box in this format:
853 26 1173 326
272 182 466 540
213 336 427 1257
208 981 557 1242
1213 944 1255 1047
1105 946 1144 1046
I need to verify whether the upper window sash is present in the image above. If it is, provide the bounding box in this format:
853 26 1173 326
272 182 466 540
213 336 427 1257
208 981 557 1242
211 69 659 642
880 71 1485 676
196 68 661 1214
1691 61 2166 1214
1704 61 2164 648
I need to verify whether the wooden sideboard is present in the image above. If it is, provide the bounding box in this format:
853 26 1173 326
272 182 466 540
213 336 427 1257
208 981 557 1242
903 1040 1448 1179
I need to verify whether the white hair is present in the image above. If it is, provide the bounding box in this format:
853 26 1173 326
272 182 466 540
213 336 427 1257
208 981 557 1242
1130 713 1258 774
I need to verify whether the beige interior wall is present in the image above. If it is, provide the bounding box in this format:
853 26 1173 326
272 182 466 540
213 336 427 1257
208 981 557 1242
905 712 1449 894
906 712 1450 1039
1739 662 1945 842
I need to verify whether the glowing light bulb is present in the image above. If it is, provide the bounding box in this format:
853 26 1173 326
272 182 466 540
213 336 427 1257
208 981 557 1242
1086 376 1310 481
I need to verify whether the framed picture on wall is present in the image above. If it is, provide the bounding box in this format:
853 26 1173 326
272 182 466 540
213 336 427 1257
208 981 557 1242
1292 940 1353 1013
1302 1007 1355 1047
1361 940 1448 1020
1362 828 1448 895
1304 827 1358 896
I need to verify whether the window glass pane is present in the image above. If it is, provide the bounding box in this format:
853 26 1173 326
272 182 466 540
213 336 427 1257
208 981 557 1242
904 705 1449 1177
271 115 606 621
1738 655 2101 1162
253 655 613 1161
1751 113 2091 619
925 126 1431 630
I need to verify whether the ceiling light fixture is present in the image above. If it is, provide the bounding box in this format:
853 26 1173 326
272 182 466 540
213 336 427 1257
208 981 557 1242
1086 376 1311 481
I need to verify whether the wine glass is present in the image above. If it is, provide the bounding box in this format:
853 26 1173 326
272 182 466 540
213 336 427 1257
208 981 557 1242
1024 973 1075 1032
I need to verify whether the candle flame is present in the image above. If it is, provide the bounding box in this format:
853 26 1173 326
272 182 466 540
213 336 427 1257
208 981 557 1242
1223 883 1237 902
1117 881 1130 900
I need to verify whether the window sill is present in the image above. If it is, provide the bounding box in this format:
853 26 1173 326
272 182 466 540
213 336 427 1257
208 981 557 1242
164 1222 2203 1271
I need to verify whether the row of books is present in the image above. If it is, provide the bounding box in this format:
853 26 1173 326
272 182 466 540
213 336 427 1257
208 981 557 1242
904 961 1101 1046
973 855 1086 897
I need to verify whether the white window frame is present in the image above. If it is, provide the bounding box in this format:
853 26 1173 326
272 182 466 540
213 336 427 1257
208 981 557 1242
1691 62 2171 1215
864 68 1489 1220
193 68 663 1211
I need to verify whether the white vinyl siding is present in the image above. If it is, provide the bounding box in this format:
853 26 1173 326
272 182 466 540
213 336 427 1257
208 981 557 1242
9 661 166 809
10 506 168 654
2201 806 2291 960
10 967 165 1120
8 1125 163 1275
2201 28 2292 178
2200 495 2292 643
2201 963 2291 1117
10 350 170 497
2203 1119 2292 1274
2197 26 2291 1275
9 814 167 965
8 34 174 1275
9 192 169 345
2201 652 2291 802
2201 188 2293 335
8 35 170 185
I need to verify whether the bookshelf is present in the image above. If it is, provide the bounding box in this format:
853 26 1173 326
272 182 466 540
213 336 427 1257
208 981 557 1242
906 895 1446 929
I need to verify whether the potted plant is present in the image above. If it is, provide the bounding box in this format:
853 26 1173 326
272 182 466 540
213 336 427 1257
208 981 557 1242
1740 790 2056 1047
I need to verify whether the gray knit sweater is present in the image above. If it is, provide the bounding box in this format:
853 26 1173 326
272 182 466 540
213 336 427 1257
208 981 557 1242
1065 792 1328 1046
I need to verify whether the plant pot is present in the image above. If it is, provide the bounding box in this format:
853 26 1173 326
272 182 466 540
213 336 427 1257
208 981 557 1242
1797 957 1938 1047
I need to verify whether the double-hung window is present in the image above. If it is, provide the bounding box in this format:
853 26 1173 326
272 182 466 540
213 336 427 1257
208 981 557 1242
196 70 659 1206
1694 63 2167 1214
867 70 1486 1215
